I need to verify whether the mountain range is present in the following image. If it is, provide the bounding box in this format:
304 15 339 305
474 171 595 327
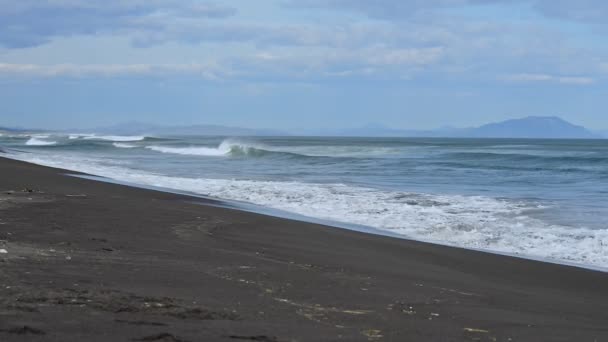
331 116 602 139
69 122 288 137
1 116 605 139
457 116 598 139
0 126 33 133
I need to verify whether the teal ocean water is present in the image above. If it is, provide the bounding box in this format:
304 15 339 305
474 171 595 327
2 133 607 269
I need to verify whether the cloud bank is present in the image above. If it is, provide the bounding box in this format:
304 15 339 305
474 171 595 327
0 0 604 86
0 0 236 48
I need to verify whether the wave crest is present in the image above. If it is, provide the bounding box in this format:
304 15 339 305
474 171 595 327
144 139 423 159
113 143 137 149
146 139 271 157
26 137 57 146
83 135 146 142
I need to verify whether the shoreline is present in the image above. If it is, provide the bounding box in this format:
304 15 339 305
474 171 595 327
6 150 607 273
1 156 608 341
74 172 608 274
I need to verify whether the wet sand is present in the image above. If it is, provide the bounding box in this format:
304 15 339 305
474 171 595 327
1 156 607 341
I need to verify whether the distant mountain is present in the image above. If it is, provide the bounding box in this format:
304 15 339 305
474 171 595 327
3 116 602 139
0 126 31 133
77 122 288 137
464 116 599 139
314 116 600 139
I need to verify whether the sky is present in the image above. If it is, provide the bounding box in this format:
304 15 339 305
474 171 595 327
1 0 607 131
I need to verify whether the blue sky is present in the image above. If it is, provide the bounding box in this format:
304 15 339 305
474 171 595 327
1 0 607 131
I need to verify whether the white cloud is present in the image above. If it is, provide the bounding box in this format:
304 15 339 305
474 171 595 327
534 0 608 24
289 0 608 25
238 46 445 81
0 0 236 17
0 0 605 87
502 73 595 85
285 0 489 19
367 47 444 66
0 63 227 80
0 45 446 82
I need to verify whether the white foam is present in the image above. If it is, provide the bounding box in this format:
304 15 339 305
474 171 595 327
25 137 57 146
84 135 145 142
146 139 264 157
68 134 95 140
8 152 608 269
147 145 229 156
113 143 137 149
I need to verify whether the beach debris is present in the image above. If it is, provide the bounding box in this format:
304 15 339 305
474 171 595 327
273 297 372 324
0 249 7 254
274 297 372 315
387 302 416 315
362 329 383 340
21 188 34 193
14 288 240 321
463 328 490 333
432 286 481 297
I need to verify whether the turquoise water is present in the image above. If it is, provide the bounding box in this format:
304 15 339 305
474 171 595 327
2 133 607 268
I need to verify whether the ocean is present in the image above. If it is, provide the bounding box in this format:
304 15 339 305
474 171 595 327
1 133 607 269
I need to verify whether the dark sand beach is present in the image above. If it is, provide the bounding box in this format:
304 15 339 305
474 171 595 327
1 156 607 341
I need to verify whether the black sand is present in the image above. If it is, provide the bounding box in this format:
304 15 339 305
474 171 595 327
1 156 607 341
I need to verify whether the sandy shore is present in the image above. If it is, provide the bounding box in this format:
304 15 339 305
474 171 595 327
1 156 607 341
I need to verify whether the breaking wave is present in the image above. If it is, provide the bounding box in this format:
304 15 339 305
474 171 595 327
83 135 146 142
113 143 138 149
25 137 57 146
145 139 403 159
146 140 278 157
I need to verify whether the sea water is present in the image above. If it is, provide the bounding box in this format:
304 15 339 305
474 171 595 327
2 133 607 269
